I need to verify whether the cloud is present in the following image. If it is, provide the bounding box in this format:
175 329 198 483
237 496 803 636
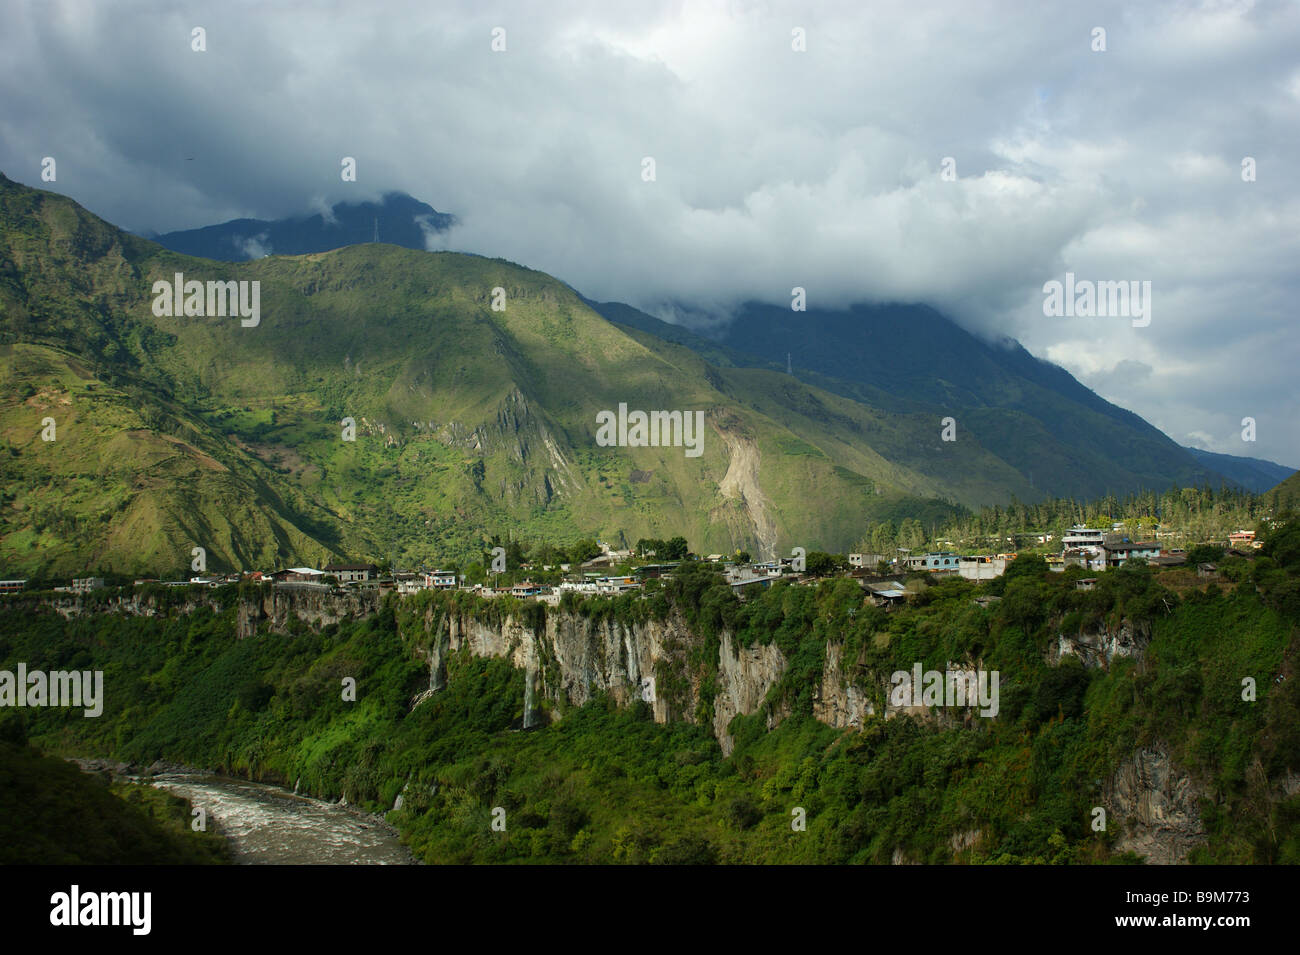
306 195 338 227
233 231 271 259
1 0 1297 466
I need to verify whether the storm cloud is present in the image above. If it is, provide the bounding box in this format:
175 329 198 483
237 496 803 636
2 0 1296 466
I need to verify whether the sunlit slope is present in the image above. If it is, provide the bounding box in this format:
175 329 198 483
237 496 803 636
1 173 1025 572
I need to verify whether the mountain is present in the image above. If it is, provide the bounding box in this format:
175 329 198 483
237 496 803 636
151 192 455 261
1 172 1004 577
0 173 1257 578
592 300 1236 501
1265 471 1300 514
1183 446 1295 494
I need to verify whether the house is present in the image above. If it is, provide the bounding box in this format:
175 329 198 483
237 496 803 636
394 573 423 595
510 580 541 598
0 579 26 594
71 577 106 593
1147 554 1187 568
973 595 1002 608
1197 562 1219 579
596 575 639 595
324 562 379 583
957 555 1011 581
848 553 889 569
1062 526 1107 561
423 570 458 590
1101 537 1161 568
272 567 333 588
634 563 678 580
729 576 773 597
1228 530 1256 548
1062 548 1098 571
273 567 325 583
1076 578 1099 591
862 580 907 607
902 552 961 573
725 564 775 595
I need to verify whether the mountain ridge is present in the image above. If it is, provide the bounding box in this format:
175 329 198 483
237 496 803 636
150 192 455 261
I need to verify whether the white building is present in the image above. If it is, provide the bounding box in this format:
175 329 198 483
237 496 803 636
423 570 458 590
957 556 1010 581
1062 526 1107 550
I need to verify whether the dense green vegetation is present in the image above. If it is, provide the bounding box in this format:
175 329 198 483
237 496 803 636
3 518 1298 864
0 727 228 864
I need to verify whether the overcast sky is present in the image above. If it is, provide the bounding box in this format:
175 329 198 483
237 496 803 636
3 0 1297 468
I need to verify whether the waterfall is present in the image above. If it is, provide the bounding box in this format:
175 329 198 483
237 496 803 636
522 665 538 729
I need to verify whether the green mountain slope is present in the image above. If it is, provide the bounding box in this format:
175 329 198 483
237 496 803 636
1 173 997 575
1265 471 1300 514
1185 446 1294 493
593 299 1238 499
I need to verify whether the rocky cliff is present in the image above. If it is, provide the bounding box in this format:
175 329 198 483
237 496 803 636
1104 744 1208 864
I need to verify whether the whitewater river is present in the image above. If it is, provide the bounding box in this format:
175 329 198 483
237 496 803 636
149 774 418 865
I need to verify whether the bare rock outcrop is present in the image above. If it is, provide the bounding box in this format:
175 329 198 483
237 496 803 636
1105 744 1208 864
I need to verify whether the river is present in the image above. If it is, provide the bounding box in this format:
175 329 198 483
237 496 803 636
149 774 418 865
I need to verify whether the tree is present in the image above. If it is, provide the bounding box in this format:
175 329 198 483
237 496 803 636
1004 552 1048 582
805 551 844 577
870 521 896 554
634 538 664 558
662 536 689 560
568 538 602 564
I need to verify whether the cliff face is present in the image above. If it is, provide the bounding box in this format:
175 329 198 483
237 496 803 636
408 605 721 728
400 601 797 753
1050 619 1150 670
713 632 787 755
1104 744 1208 864
397 605 998 753
812 641 872 733
20 586 384 638
15 588 1223 864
